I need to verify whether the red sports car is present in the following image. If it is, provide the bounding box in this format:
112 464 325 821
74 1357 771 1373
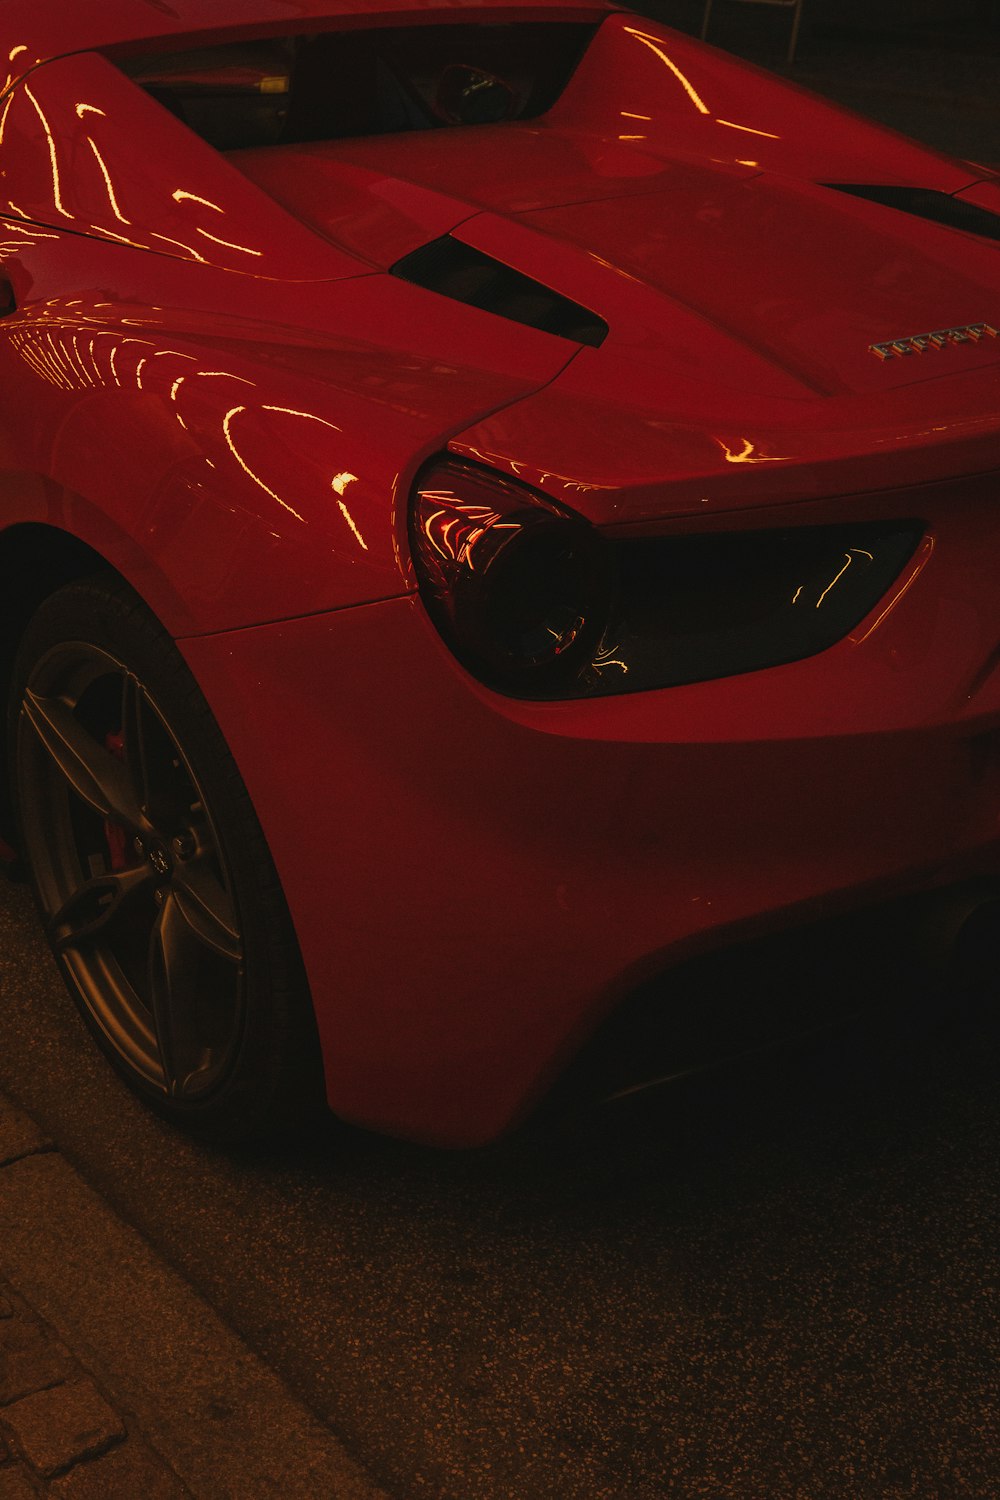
1 0 998 1145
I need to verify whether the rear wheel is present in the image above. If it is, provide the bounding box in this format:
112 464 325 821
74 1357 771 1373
9 576 324 1140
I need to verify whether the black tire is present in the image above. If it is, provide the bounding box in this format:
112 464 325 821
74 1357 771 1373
8 575 325 1141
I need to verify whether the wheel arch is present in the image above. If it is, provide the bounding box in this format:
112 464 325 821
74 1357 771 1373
0 523 124 847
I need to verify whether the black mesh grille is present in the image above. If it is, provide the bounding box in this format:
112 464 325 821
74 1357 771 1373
828 183 1000 243
391 236 608 347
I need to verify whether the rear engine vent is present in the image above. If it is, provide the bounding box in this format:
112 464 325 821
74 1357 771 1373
391 236 608 347
828 184 1000 242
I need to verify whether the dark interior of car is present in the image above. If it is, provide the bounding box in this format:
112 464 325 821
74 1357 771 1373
119 23 597 151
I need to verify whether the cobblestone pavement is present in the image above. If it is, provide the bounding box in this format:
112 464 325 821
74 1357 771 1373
0 1092 385 1500
0 1290 191 1498
0 1101 190 1498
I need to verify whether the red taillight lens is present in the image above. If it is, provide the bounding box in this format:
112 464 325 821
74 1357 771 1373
409 460 613 695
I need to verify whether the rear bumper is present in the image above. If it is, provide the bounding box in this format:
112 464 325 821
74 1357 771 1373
179 477 1000 1145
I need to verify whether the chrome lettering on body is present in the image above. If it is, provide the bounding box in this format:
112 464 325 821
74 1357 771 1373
869 323 999 361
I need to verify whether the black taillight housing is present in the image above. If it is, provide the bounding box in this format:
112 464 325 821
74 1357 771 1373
409 459 923 701
409 460 614 695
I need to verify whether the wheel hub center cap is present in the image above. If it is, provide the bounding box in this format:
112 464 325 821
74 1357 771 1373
148 843 171 878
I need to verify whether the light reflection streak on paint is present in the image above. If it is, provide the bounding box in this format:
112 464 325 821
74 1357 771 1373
0 92 15 146
35 338 69 389
222 405 305 521
715 118 780 139
262 403 341 433
109 345 120 384
850 538 932 644
68 335 93 386
621 111 651 120
172 189 224 212
717 436 790 465
198 370 257 386
151 231 208 263
15 336 65 388
623 28 710 114
45 332 76 385
76 103 105 119
86 136 130 223
170 375 187 401
389 476 407 581
46 356 73 391
0 220 43 238
9 46 27 61
195 226 262 257
90 224 148 249
119 336 156 357
135 357 147 391
20 343 58 385
41 341 73 388
24 86 72 219
336 498 368 551
58 334 87 387
84 335 104 384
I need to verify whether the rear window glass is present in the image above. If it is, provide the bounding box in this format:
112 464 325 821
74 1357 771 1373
118 23 597 151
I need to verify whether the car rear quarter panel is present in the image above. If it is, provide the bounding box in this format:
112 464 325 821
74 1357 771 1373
179 469 1000 1143
0 226 578 634
548 13 984 187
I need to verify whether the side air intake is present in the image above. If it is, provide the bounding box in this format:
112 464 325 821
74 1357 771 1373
827 184 1000 243
391 237 608 348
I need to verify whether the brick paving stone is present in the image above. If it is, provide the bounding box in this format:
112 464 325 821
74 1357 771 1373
2 1380 125 1480
0 1468 38 1499
49 1439 192 1500
0 1315 74 1404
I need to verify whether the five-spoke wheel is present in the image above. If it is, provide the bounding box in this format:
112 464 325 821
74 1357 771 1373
10 578 322 1138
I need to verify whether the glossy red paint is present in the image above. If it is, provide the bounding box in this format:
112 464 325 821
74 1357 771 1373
181 467 1000 1143
0 51 364 281
546 15 981 187
1 4 999 1142
958 178 1000 212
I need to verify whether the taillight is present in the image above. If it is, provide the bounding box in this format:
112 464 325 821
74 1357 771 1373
410 460 923 702
409 460 614 696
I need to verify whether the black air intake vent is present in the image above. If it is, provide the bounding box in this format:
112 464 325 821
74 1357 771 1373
391 237 608 347
827 184 1000 243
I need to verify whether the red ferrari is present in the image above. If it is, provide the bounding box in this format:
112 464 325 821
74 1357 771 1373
0 0 998 1145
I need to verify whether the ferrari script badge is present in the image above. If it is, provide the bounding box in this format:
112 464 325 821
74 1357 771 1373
870 323 999 361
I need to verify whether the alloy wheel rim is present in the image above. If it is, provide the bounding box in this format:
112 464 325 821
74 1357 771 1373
17 641 245 1102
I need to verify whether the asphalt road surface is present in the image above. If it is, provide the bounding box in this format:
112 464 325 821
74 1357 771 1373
1 872 998 1499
